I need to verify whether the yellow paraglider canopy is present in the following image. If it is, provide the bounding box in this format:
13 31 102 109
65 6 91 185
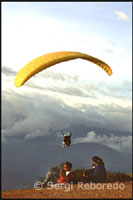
14 51 112 87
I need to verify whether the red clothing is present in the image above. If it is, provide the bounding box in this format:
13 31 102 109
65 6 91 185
57 176 68 184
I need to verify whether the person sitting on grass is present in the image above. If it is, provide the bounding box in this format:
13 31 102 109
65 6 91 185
57 168 68 184
83 156 107 183
63 162 75 183
41 161 74 186
83 163 96 183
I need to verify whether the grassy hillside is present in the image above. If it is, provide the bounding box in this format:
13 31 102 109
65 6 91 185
2 181 132 199
2 171 132 199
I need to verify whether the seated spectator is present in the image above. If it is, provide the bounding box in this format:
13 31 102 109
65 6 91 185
83 163 96 183
42 161 74 186
83 156 107 183
64 162 75 183
57 168 68 184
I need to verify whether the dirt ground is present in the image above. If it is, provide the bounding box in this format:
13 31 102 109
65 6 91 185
1 181 132 199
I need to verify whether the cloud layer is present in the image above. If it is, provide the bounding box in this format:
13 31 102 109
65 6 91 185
72 131 132 153
2 85 132 148
2 64 132 155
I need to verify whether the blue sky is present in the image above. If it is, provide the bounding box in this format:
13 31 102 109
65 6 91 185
2 2 132 79
2 2 132 151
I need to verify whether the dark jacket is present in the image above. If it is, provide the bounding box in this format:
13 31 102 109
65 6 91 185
91 163 107 183
66 171 75 183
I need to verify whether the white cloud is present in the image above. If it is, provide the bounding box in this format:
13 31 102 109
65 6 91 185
114 10 129 21
2 85 132 145
24 130 43 139
73 131 132 153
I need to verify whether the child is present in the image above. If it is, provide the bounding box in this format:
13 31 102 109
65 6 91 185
57 169 68 184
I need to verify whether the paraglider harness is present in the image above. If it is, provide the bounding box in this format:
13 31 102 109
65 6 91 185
62 130 72 147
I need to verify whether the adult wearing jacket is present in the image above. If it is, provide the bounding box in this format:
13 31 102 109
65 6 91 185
91 156 107 183
83 156 107 183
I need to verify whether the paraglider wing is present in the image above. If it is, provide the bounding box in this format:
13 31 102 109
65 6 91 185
14 51 112 87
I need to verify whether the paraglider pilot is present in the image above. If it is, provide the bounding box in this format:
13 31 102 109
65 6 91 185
62 130 72 148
